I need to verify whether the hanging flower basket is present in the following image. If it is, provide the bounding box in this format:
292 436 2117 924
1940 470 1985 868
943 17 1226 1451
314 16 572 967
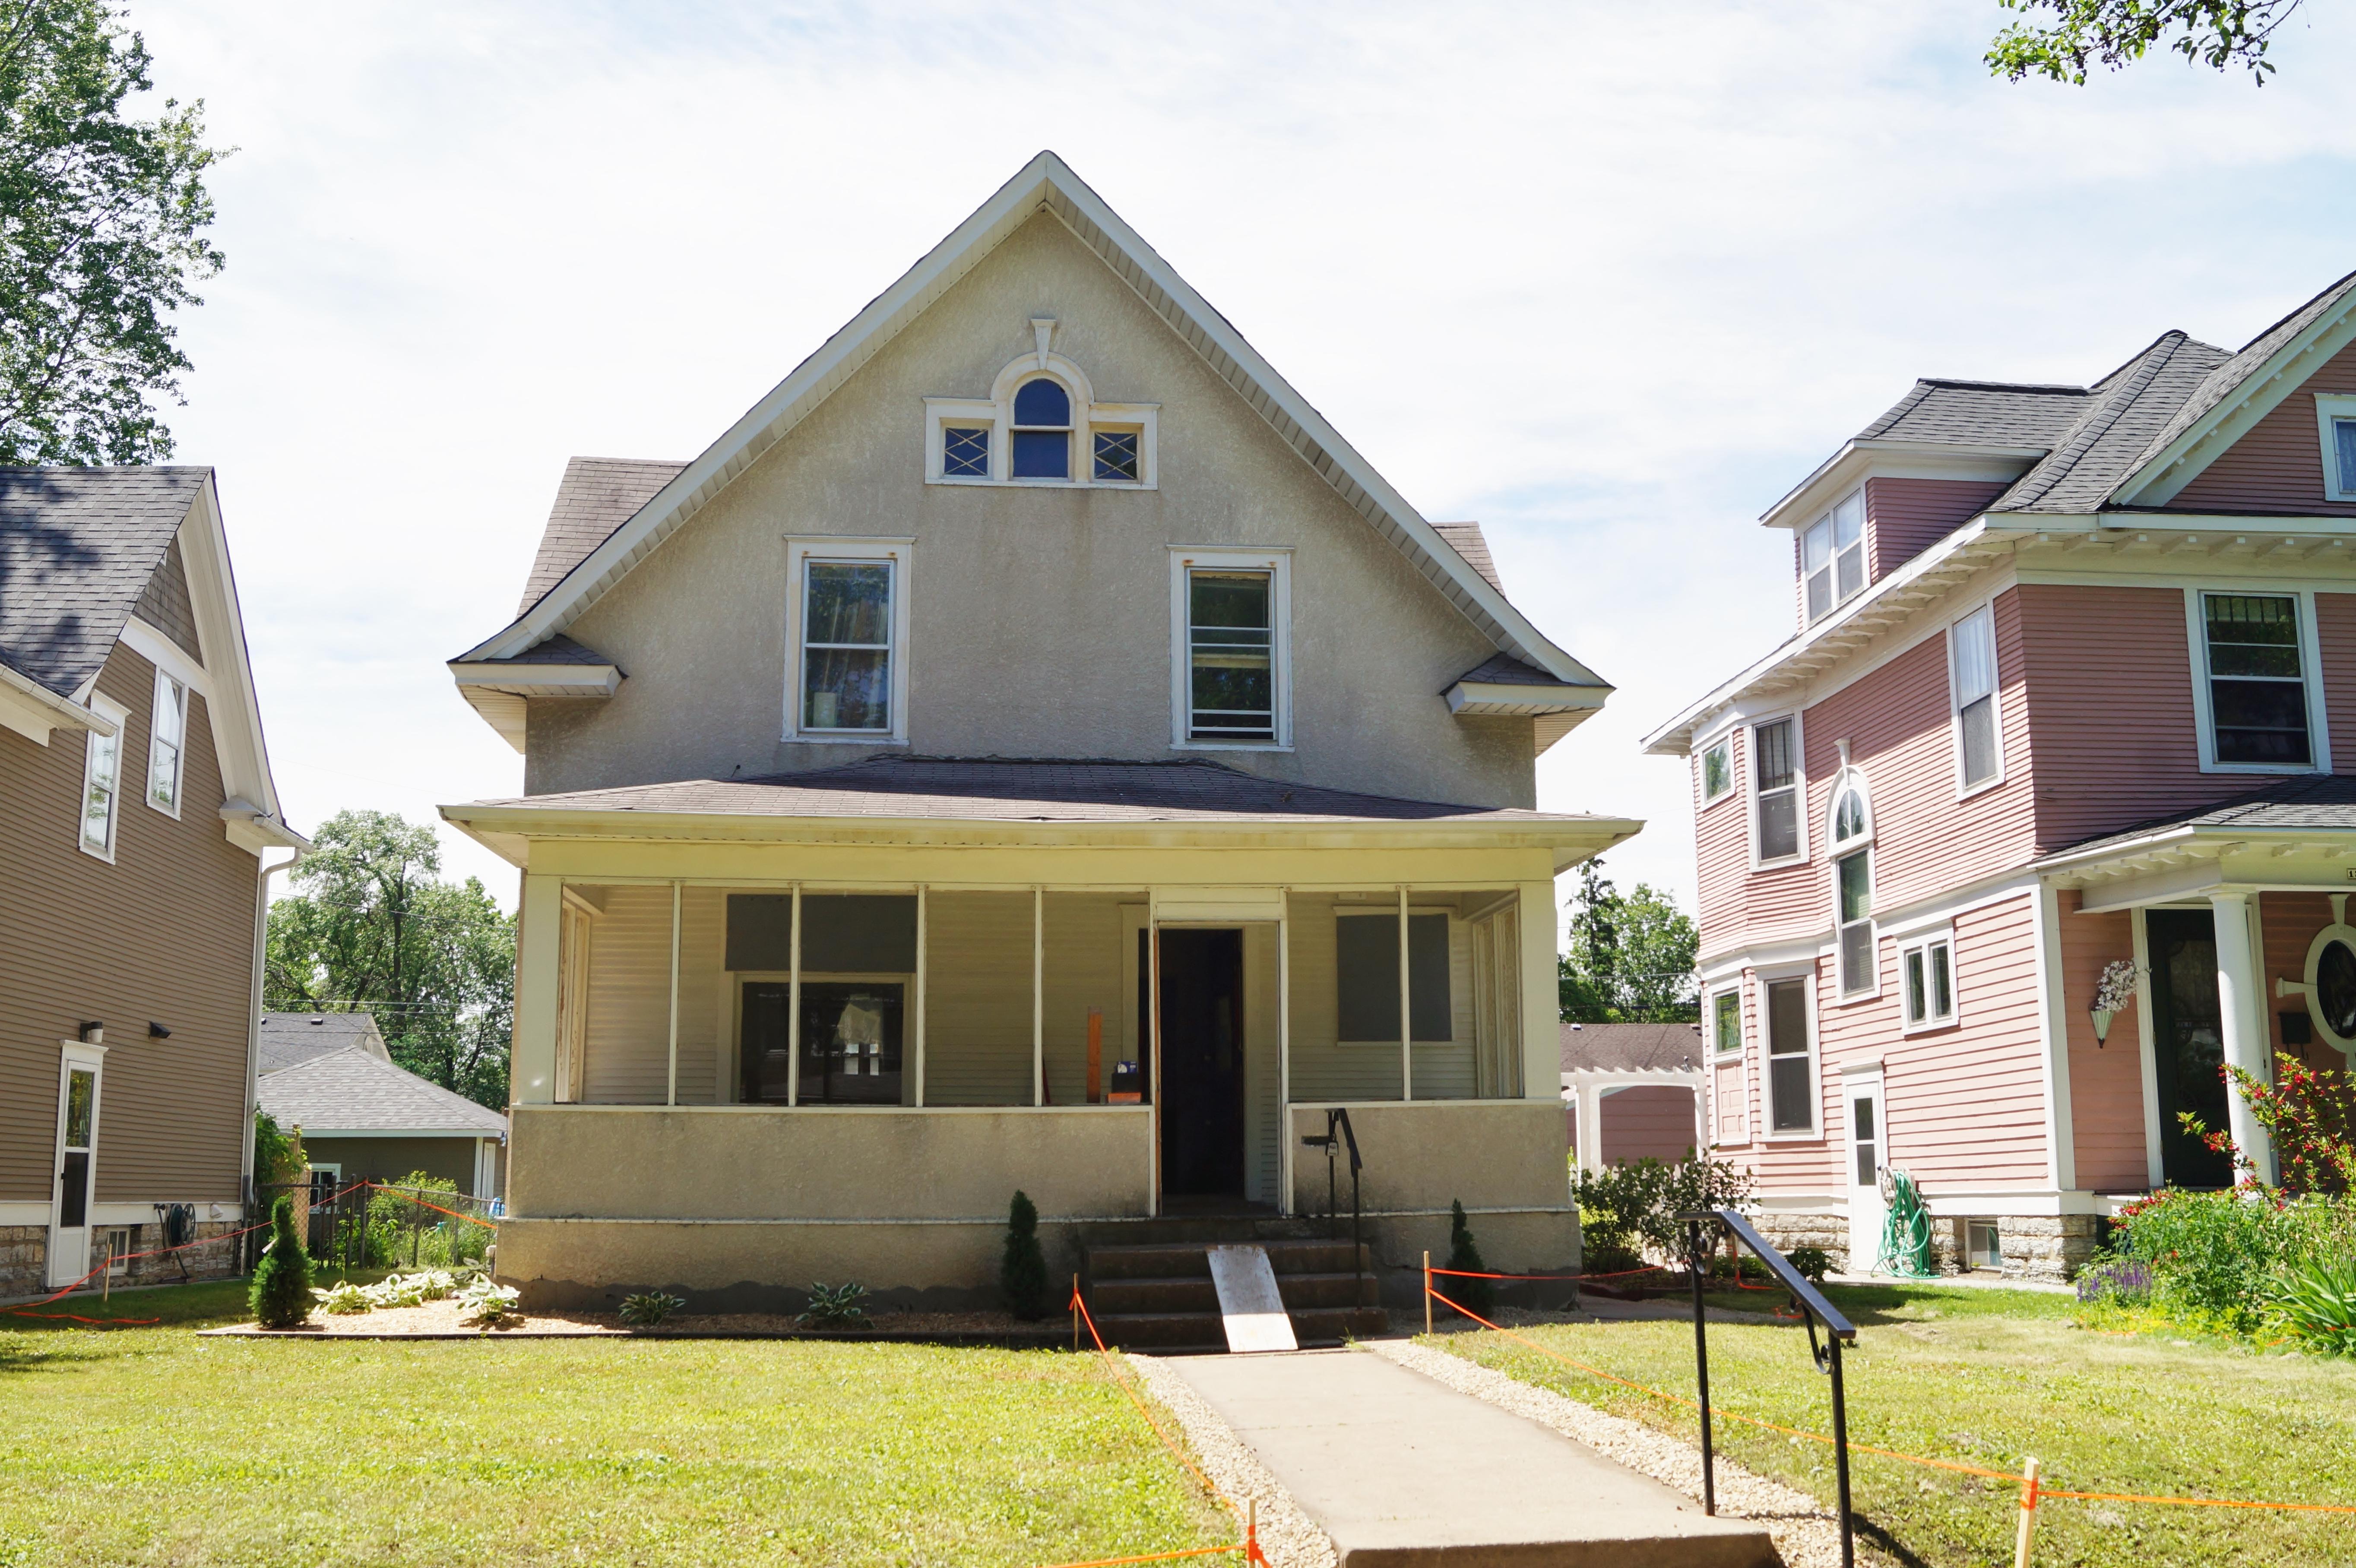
2090 959 2140 1046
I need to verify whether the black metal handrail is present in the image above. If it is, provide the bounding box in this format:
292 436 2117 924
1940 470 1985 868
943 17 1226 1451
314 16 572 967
1300 1107 1362 1255
1675 1207 1858 1568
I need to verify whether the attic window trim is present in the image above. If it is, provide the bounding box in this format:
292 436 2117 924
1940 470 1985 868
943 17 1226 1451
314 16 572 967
922 346 1159 490
2316 393 2356 505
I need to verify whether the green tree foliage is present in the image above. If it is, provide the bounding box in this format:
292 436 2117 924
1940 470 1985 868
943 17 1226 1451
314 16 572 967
1442 1199 1495 1317
248 1195 312 1329
1557 859 1698 1023
0 1 224 463
250 1109 306 1189
266 810 515 1110
1987 0 2299 85
1000 1189 1049 1320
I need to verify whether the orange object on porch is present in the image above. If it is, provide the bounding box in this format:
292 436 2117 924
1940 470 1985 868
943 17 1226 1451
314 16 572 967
1087 1008 1103 1104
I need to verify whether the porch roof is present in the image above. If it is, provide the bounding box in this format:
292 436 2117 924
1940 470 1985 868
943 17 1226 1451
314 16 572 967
2033 775 2356 907
2043 774 2356 865
441 755 1638 866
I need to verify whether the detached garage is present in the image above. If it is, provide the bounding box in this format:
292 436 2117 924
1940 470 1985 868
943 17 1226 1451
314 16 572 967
1561 1022 1705 1172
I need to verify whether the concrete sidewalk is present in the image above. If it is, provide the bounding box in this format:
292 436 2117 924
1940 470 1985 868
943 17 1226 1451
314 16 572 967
1164 1347 1773 1568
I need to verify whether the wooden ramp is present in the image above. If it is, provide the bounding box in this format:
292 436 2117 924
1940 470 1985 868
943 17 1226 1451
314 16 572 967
1206 1244 1298 1353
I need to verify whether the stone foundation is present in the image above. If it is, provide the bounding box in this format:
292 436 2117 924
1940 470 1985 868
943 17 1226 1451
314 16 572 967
0 1225 46 1299
1746 1209 2097 1283
1 1218 246 1302
1746 1209 1852 1273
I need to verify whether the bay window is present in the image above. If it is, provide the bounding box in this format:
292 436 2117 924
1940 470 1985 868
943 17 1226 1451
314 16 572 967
1752 716 1800 863
1764 977 1815 1134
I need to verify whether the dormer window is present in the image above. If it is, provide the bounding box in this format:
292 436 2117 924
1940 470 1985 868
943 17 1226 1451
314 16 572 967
1011 379 1072 480
1802 490 1865 623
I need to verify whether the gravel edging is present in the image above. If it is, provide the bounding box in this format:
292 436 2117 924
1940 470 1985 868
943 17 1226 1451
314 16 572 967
1124 1354 1337 1568
1368 1338 1859 1568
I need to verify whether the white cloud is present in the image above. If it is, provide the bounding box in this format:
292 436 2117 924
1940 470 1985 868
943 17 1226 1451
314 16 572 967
132 0 2356 915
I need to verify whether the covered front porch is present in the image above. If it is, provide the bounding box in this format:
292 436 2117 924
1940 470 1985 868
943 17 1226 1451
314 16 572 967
446 759 1635 1306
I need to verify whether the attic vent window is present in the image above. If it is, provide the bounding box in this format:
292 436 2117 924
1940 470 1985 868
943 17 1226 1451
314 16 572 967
942 426 989 477
924 340 1158 489
1094 430 1140 482
1010 379 1071 480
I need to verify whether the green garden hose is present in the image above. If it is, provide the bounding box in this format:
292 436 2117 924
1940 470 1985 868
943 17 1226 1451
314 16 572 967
1875 1169 1937 1278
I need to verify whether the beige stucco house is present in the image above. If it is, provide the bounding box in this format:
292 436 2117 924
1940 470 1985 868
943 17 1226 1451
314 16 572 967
442 153 1633 1317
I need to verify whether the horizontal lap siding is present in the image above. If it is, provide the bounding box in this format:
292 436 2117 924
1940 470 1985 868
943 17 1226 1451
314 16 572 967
1884 894 2048 1189
2316 594 2356 754
923 892 1032 1106
2166 340 2356 516
2261 892 2338 1072
2059 893 2147 1191
1598 1085 1700 1165
2017 584 2267 850
1041 895 1129 1106
0 640 256 1206
1867 478 2009 582
581 886 673 1104
1694 729 1751 954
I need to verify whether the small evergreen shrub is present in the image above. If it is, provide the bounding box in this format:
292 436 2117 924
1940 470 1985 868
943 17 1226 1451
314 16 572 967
248 1196 314 1329
1786 1246 1830 1284
1443 1200 1496 1317
797 1281 869 1329
1001 1189 1050 1320
620 1292 686 1328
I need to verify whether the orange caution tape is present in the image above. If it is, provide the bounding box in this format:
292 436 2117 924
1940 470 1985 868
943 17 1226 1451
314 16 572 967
1424 1285 2356 1515
364 1182 500 1231
1429 1265 1666 1282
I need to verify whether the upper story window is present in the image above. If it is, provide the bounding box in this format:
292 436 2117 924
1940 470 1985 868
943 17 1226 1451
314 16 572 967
1699 734 1733 805
1171 549 1291 749
1751 716 1801 863
1010 378 1072 480
925 322 1158 488
786 539 910 744
1828 771 1874 998
2317 393 2356 503
2198 592 2314 769
1710 987 1742 1054
1801 490 1865 623
148 669 187 816
79 695 129 861
1950 605 2001 791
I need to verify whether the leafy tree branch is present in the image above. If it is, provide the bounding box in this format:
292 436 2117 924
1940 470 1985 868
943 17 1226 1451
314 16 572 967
1987 0 2300 85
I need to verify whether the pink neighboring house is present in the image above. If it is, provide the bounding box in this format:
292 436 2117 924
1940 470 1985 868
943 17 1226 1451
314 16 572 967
1645 268 2356 1280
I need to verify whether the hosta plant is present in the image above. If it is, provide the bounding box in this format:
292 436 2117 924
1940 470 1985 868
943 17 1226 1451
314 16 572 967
797 1281 869 1330
312 1282 371 1315
456 1278 521 1325
620 1292 686 1328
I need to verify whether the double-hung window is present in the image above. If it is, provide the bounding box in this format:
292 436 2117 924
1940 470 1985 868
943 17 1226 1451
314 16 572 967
1752 717 1800 862
1764 977 1815 1134
1699 735 1733 805
2199 593 2313 768
148 670 188 815
1950 605 2000 790
1801 490 1865 623
789 541 909 742
79 696 129 860
1010 378 1072 480
1174 551 1289 746
1828 779 1874 997
1900 933 1955 1030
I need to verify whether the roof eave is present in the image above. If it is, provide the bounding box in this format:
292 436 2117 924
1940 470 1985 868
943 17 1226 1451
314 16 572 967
1758 439 2051 532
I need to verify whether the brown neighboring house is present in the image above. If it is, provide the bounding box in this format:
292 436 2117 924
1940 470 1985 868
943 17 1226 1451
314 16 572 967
0 468 304 1297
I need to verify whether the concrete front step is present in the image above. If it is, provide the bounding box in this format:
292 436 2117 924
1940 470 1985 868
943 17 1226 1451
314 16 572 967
1086 1239 1369 1281
1091 1270 1380 1316
1090 1305 1390 1350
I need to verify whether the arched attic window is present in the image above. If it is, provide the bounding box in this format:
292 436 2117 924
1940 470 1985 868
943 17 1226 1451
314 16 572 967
1829 771 1874 999
1011 378 1072 480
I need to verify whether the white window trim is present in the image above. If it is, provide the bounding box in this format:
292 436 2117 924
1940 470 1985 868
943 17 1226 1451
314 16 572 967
146 666 187 819
1707 983 1744 1057
1947 601 2006 800
2182 587 2331 775
783 537 913 746
1746 711 1807 871
1827 766 1877 1004
1698 730 1736 809
922 346 1160 490
1897 926 1960 1034
1335 906 1457 1047
1169 547 1293 752
1800 486 1867 626
1755 966 1822 1141
2315 393 2356 504
77 694 130 863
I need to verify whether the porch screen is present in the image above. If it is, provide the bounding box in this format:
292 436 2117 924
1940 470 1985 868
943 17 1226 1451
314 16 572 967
1336 913 1450 1042
725 894 917 972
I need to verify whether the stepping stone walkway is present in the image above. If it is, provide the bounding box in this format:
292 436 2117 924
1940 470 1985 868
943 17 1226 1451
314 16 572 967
1165 1347 1773 1568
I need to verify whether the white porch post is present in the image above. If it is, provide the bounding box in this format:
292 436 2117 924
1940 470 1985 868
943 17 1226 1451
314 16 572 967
1032 886 1045 1106
1148 916 1162 1217
1277 891 1292 1216
665 881 681 1106
786 884 802 1107
1397 885 1413 1101
1579 1084 1605 1174
2207 890 2277 1185
513 873 564 1105
1519 880 1557 1101
914 885 928 1107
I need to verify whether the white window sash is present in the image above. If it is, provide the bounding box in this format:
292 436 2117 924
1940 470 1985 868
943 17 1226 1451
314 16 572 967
147 670 187 816
783 540 911 745
79 696 129 860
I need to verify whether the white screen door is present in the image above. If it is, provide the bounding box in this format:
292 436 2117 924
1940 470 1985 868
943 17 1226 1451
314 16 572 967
49 1053 103 1289
1846 1074 1884 1274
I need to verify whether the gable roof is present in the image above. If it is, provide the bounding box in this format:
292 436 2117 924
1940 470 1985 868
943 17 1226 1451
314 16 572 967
455 152 1606 703
1855 379 2093 450
260 1011 393 1075
1985 333 2233 515
254 1043 509 1138
0 466 208 698
518 457 687 617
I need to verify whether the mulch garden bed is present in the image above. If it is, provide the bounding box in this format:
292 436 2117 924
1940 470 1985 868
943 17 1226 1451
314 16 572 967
203 1300 1069 1346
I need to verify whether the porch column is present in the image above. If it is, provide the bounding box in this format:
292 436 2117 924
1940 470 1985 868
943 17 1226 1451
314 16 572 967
1578 1083 1604 1174
1397 885 1413 1101
914 885 928 1107
665 881 681 1107
1277 891 1292 1216
1519 880 1558 1100
513 873 564 1105
786 884 802 1106
1032 886 1045 1106
2207 891 2277 1185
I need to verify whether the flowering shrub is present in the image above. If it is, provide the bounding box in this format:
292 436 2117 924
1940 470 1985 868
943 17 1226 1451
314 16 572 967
2091 959 2141 1015
2075 1258 2153 1306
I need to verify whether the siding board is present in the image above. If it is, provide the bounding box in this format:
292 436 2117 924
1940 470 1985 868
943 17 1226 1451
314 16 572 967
2166 338 2356 516
1866 478 2009 582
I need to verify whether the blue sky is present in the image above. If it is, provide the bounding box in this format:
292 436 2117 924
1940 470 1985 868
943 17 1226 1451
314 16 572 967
133 0 2356 921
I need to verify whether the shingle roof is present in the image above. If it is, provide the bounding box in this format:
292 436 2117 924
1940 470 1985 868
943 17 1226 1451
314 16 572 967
1431 522 1502 594
1560 1021 1704 1074
2128 268 2356 478
255 1044 508 1136
1856 380 2093 449
472 754 1594 825
1450 652 1567 688
259 1012 393 1075
1989 334 2233 515
0 466 206 697
2055 773 2356 860
517 457 687 616
482 633 612 667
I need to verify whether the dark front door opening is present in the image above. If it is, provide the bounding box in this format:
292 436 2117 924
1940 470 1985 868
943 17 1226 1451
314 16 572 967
1158 927 1246 1200
740 980 906 1105
2145 908 2234 1188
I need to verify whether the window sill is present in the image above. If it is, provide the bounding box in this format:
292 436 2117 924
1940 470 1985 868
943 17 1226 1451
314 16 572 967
2198 760 2324 776
1833 987 1881 1008
1751 854 1809 873
1761 1129 1824 1143
782 732 910 747
1172 740 1294 754
1901 1017 1961 1036
77 841 115 865
1954 773 2005 803
1338 1039 1459 1050
144 797 181 821
1700 790 1737 811
925 474 1158 492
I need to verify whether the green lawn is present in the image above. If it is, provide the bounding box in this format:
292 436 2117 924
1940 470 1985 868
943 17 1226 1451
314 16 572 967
0 1282 1229 1568
1440 1283 2356 1567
